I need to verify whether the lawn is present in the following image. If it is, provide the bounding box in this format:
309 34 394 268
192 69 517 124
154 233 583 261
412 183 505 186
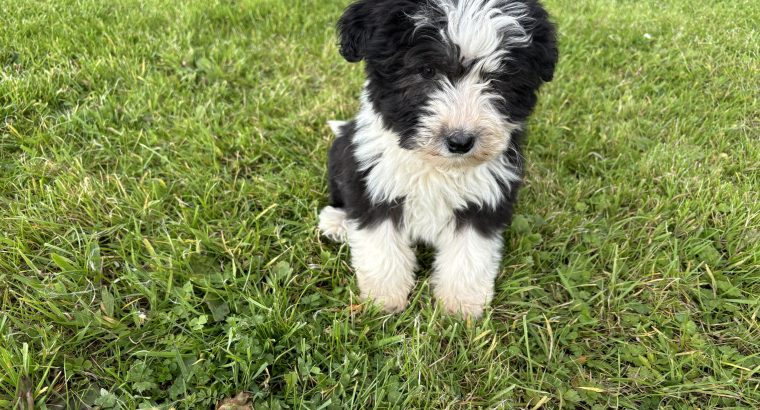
1 0 758 408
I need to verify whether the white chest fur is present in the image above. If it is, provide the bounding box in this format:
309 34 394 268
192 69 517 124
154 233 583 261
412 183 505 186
402 175 459 243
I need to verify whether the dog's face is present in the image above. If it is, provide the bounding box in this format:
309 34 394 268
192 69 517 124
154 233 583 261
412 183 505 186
338 0 557 165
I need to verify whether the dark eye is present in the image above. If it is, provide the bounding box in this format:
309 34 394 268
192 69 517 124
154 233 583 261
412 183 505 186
419 66 436 79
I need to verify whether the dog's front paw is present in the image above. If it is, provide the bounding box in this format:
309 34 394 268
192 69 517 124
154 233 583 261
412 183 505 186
348 220 417 314
360 288 409 313
435 291 488 319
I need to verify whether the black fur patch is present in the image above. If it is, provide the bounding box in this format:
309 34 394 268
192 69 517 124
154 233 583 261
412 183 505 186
327 120 405 229
454 130 525 237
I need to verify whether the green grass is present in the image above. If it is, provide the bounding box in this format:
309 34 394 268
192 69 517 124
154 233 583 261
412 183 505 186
1 0 758 408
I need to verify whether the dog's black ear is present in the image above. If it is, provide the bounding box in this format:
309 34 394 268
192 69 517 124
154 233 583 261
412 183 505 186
531 11 559 82
337 0 375 62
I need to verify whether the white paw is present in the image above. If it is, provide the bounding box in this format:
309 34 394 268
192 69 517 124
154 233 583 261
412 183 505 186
435 292 488 319
361 290 409 313
318 206 348 242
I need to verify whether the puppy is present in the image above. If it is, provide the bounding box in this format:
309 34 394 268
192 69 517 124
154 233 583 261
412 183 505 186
319 0 557 318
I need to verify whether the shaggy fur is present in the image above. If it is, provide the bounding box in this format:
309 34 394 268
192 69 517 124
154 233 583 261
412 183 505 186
319 0 557 318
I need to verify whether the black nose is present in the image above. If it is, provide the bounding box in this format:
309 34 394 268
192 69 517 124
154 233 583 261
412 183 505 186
445 130 476 154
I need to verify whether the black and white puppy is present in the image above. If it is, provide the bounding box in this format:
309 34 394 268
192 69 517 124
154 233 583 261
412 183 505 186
319 0 557 318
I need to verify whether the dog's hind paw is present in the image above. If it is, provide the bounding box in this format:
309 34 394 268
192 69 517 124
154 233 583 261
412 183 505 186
318 206 348 242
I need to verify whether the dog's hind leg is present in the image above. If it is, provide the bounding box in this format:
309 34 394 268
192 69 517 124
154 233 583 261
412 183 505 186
319 121 352 242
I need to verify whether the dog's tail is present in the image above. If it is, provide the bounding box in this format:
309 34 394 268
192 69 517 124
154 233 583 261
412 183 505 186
327 120 348 137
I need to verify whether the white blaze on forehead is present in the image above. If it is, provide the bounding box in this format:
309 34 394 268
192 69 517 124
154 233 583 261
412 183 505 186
420 67 505 132
416 0 532 66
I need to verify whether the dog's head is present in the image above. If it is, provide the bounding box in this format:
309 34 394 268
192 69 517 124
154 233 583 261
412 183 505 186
338 0 557 165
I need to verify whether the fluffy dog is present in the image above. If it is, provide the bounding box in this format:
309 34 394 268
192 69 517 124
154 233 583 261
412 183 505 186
319 0 557 318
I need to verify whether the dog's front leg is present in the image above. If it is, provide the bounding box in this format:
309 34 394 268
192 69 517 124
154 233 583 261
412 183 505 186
432 228 504 319
347 220 416 313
